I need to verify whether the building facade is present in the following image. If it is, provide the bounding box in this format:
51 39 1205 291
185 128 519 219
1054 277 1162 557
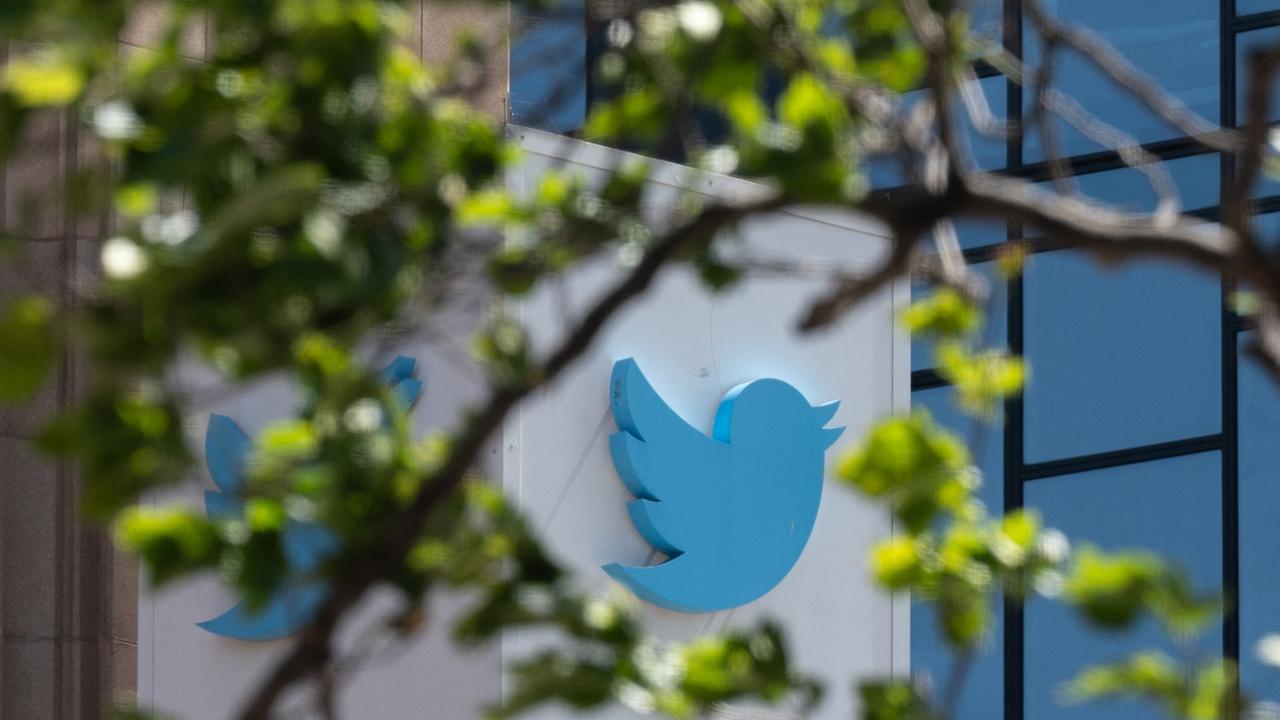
4 0 1280 718
0 3 510 716
505 0 1280 718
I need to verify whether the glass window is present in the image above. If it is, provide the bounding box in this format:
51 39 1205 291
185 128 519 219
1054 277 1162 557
1237 26 1280 125
912 386 1004 720
510 0 587 133
1255 212 1280 251
1022 251 1221 462
1247 211 1280 254
914 385 1004 512
1054 154 1221 215
1239 0 1280 17
870 74 1007 188
950 217 1008 250
954 74 1009 173
913 261 1008 372
1238 333 1280 701
1254 171 1280 200
1023 3 1219 161
1024 453 1223 720
1246 146 1280 199
969 0 1004 46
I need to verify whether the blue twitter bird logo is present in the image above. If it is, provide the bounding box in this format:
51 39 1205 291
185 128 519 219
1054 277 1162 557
198 356 422 641
604 358 844 613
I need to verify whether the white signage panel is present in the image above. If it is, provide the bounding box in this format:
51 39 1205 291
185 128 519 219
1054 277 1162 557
139 128 907 719
503 129 908 719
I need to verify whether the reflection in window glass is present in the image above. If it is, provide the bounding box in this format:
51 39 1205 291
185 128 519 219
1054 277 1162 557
951 217 1008 250
912 261 1008 372
1239 0 1280 18
912 386 1003 720
510 0 587 133
1256 212 1280 251
1255 173 1280 200
1057 154 1221 215
1022 252 1220 462
1238 333 1280 702
869 74 1007 188
1023 2 1218 161
1237 26 1280 124
1024 453 1222 720
969 0 1004 46
955 74 1009 172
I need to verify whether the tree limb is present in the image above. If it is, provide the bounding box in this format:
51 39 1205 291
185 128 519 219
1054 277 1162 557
1021 0 1241 154
1226 46 1280 239
800 174 1240 330
798 227 916 331
232 194 788 719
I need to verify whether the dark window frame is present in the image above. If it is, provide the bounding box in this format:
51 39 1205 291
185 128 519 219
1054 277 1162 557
908 2 1280 717
509 0 1280 711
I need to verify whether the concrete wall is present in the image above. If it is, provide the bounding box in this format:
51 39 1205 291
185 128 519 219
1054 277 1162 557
424 0 509 121
0 50 128 720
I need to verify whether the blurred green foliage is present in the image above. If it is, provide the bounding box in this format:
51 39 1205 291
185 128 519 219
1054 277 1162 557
843 289 1235 720
858 679 936 720
1064 654 1238 720
0 295 55 400
0 1 1251 719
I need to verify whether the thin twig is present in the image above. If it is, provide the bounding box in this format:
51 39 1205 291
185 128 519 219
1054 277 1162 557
314 668 339 720
938 648 976 720
1041 90 1179 221
798 229 916 330
955 64 1016 144
1029 36 1075 192
903 0 957 189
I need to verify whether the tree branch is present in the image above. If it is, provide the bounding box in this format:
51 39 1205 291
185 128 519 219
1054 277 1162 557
960 172 1234 267
1021 0 1240 154
938 647 976 720
1029 37 1074 192
798 227 916 331
232 194 788 719
229 9 1280 718
799 174 1240 331
1226 46 1280 238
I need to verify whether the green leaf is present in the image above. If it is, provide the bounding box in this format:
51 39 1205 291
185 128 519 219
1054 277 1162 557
3 53 84 106
723 89 766 133
1061 652 1239 719
836 412 972 533
1064 651 1181 704
458 189 516 226
936 344 1025 418
778 73 843 130
901 288 980 339
42 385 192 517
1186 661 1236 720
870 536 920 589
115 506 221 586
858 679 936 720
1064 546 1164 628
0 296 54 401
1001 510 1037 546
258 421 318 460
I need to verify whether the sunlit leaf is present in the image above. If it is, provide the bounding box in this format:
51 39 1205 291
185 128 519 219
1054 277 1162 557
0 296 54 401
